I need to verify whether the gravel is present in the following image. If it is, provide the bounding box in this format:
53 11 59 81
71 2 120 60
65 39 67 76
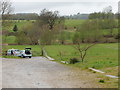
2 57 103 88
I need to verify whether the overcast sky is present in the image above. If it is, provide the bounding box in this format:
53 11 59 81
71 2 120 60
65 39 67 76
11 0 119 15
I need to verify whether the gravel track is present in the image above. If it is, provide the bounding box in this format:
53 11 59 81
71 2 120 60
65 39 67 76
2 57 103 88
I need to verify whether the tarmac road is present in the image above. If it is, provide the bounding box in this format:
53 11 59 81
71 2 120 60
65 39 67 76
2 57 104 88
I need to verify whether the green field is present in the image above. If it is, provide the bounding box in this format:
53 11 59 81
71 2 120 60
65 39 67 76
45 44 118 69
3 43 118 69
2 19 118 44
65 19 85 29
2 20 31 31
3 19 85 31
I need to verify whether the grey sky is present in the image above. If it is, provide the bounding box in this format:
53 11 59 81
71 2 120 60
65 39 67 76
12 0 118 15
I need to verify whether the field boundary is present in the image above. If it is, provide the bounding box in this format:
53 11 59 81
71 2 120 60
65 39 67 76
89 67 118 79
43 49 55 60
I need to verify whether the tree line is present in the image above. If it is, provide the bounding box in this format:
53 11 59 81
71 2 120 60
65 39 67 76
89 12 118 20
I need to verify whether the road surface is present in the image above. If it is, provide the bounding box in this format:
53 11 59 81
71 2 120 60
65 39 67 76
2 57 105 88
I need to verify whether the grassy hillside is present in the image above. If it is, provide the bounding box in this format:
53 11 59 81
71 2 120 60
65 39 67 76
2 19 118 44
2 20 31 31
2 20 84 31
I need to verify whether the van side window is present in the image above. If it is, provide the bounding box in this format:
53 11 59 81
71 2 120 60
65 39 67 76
8 50 11 52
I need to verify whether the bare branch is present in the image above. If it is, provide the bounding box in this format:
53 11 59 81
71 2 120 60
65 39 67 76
74 43 96 62
85 43 96 51
0 0 13 17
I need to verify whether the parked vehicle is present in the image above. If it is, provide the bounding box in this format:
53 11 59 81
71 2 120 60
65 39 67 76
7 48 32 58
7 49 21 56
20 48 32 58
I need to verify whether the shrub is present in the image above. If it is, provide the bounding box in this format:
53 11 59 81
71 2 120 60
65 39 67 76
69 58 79 64
114 33 120 39
65 26 67 30
13 25 18 32
99 79 105 83
2 50 7 56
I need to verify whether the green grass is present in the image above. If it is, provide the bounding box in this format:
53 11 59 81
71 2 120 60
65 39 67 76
102 28 118 36
65 19 85 29
2 55 21 58
3 43 118 69
2 20 118 44
2 28 118 44
2 19 85 31
6 36 16 44
45 43 118 69
2 20 31 31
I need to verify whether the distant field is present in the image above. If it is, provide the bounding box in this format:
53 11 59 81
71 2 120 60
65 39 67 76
65 19 85 29
3 29 118 44
2 20 31 31
2 19 85 31
2 19 118 48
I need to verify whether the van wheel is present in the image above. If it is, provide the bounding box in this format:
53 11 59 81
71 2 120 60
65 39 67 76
29 56 31 58
22 55 25 58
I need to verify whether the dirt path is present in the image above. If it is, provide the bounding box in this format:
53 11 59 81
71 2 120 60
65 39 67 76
2 57 111 88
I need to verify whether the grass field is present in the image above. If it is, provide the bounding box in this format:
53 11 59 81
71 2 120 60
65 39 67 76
2 19 118 44
65 19 85 29
2 20 31 31
2 19 85 31
3 43 118 69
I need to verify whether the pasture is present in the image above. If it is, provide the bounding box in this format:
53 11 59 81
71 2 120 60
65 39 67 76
2 19 118 44
3 43 118 69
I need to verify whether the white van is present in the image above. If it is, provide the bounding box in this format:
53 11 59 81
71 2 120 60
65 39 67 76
20 48 32 58
7 49 21 56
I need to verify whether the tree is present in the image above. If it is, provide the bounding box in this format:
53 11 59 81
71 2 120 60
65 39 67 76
73 19 101 62
74 43 96 62
77 20 101 43
15 23 40 45
103 6 115 36
103 6 112 13
38 9 59 30
0 0 13 18
13 25 18 32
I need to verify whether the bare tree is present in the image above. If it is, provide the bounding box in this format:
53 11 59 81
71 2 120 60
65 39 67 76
74 43 96 62
102 6 112 13
0 0 13 19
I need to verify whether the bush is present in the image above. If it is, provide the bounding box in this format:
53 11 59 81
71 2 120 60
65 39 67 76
99 79 105 83
65 26 67 30
114 33 120 39
69 58 79 64
2 50 7 56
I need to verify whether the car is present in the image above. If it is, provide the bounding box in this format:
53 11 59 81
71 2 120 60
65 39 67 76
20 48 32 58
7 49 21 56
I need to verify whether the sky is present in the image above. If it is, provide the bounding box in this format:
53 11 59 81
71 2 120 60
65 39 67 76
11 0 119 15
